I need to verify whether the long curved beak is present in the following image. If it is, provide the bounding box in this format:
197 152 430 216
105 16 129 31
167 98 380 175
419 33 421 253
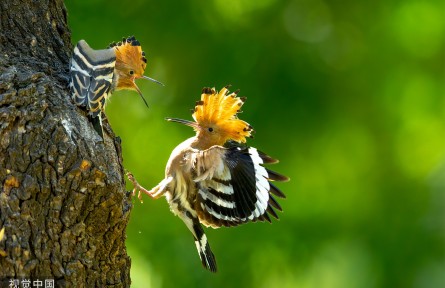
133 83 149 108
132 75 163 108
166 118 200 129
141 75 164 86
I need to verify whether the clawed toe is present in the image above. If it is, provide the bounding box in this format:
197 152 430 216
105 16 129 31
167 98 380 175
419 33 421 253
126 170 154 203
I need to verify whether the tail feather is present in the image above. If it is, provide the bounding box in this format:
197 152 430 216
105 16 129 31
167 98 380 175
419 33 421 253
180 210 218 272
193 224 217 272
88 113 104 139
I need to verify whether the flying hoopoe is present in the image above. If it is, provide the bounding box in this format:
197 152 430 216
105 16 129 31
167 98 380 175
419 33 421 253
69 36 163 138
127 86 289 272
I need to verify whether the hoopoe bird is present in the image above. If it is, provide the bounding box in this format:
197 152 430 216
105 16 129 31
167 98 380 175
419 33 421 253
127 86 289 272
69 36 163 137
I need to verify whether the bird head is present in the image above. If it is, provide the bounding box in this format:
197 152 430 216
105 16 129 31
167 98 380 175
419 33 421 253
167 86 254 149
110 36 163 107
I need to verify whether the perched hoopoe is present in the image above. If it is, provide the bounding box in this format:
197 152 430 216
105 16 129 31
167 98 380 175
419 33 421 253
69 36 163 137
127 86 289 272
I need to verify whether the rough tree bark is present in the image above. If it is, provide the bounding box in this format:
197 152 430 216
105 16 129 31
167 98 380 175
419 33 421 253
0 0 132 286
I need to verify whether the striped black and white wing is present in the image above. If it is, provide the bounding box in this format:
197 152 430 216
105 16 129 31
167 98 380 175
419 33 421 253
193 143 289 228
69 40 116 117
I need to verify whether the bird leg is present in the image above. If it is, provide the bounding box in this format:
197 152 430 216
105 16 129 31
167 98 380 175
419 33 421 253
126 171 172 202
126 170 155 203
148 176 173 199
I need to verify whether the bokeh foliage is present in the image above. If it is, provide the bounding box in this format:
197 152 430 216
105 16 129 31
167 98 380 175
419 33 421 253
66 0 444 287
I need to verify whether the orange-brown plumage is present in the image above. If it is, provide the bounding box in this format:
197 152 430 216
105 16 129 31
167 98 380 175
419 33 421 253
192 86 253 145
111 37 147 91
127 85 288 272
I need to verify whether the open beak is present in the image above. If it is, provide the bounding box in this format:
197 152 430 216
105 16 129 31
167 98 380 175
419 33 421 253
132 76 164 108
141 75 164 86
133 83 149 108
166 118 200 129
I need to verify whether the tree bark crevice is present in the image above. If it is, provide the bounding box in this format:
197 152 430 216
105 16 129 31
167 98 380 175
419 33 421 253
1 0 132 286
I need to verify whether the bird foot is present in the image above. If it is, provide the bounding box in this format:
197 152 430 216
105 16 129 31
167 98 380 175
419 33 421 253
126 170 155 203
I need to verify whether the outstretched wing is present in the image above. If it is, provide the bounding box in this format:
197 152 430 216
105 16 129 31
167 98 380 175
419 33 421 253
192 143 289 228
69 40 116 117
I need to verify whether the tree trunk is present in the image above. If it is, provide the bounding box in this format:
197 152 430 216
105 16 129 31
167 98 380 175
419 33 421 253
0 0 132 286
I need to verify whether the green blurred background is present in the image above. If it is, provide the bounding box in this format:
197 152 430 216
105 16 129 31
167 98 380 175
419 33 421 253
66 0 444 287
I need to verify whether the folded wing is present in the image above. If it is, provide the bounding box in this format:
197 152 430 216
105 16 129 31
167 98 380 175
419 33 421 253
69 40 116 117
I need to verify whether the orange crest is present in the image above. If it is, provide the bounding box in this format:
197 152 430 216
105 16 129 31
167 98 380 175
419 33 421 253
193 86 253 143
109 36 147 77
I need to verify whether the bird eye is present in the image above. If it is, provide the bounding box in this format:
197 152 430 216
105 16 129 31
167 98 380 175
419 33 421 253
208 127 213 132
129 70 134 75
